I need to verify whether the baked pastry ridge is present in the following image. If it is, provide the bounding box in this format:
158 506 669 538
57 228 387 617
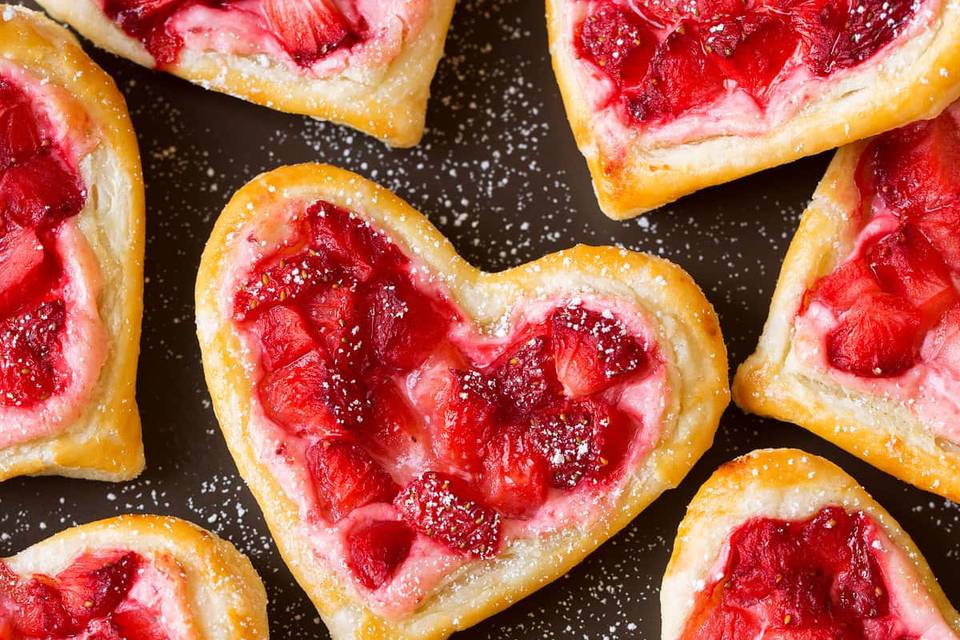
735 101 960 501
196 163 729 639
662 449 960 640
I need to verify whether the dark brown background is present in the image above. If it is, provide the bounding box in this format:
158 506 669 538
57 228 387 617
3 1 958 638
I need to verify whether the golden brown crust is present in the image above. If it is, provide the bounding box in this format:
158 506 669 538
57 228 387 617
195 163 730 640
3 515 269 640
732 137 960 502
36 0 457 148
546 0 960 219
661 449 960 640
0 6 145 482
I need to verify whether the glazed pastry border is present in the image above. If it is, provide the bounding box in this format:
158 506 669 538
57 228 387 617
546 0 960 218
732 140 960 502
195 163 730 640
3 514 269 640
0 6 145 482
36 0 457 148
661 449 960 640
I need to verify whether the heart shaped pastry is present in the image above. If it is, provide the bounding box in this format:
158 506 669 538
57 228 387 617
547 0 960 218
0 515 268 639
735 101 960 501
36 0 457 148
662 449 960 639
0 7 144 482
195 163 729 639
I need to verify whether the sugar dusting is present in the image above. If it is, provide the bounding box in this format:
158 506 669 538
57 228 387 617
2 1 957 639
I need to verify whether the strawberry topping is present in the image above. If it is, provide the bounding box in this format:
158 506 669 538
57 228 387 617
233 198 660 589
683 507 908 640
0 75 86 410
100 0 363 69
0 552 170 639
805 108 960 379
576 0 919 126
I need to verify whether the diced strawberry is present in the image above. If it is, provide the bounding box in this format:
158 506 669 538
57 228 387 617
479 425 549 519
716 12 798 101
527 399 634 488
0 299 67 408
625 22 727 123
261 0 356 67
258 349 367 434
0 150 84 229
253 304 317 371
304 284 361 363
803 258 880 314
364 277 450 374
914 205 960 273
345 520 415 590
430 369 498 472
576 3 658 87
307 201 381 283
0 97 42 169
826 292 922 377
868 113 960 219
0 227 52 317
550 305 648 397
101 0 185 67
485 334 562 418
57 552 139 627
865 225 957 322
12 577 73 637
306 437 399 523
360 381 421 460
394 472 502 558
110 605 170 640
233 250 332 321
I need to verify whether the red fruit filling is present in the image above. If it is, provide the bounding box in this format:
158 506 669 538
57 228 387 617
100 0 363 69
0 76 85 409
233 199 660 591
802 108 960 379
0 552 171 640
575 0 919 125
683 507 909 640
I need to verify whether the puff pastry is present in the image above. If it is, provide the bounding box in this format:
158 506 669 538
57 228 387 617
195 163 729 640
735 101 960 502
547 0 960 219
0 6 144 482
661 449 960 639
0 514 268 639
35 0 456 148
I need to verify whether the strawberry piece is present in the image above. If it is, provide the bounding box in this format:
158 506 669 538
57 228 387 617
253 304 317 371
0 227 52 317
576 3 658 87
101 0 185 67
360 381 421 460
826 292 922 377
0 150 84 230
233 250 332 321
307 201 379 283
914 205 960 273
528 399 634 488
485 334 562 418
716 12 799 101
364 277 450 374
479 425 549 519
304 283 361 363
261 0 357 67
0 299 67 408
626 22 727 123
550 305 648 397
394 472 502 558
110 605 170 640
12 577 73 637
258 349 368 434
430 369 498 472
345 520 415 590
868 113 960 220
865 225 957 322
57 552 140 627
0 90 42 169
306 437 399 523
804 258 881 314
